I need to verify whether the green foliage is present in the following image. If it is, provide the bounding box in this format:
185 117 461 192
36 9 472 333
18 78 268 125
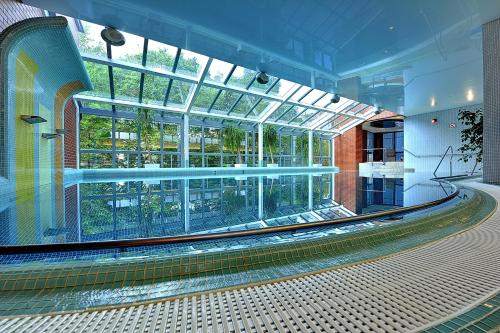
135 109 160 164
223 125 246 164
296 133 309 165
222 189 245 215
263 125 278 164
457 109 483 164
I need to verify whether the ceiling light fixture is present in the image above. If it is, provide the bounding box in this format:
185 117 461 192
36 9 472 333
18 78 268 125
255 71 269 84
331 93 340 103
101 26 125 46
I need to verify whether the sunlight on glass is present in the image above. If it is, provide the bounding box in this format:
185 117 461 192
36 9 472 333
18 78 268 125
111 31 144 65
77 21 107 57
301 89 326 105
207 59 233 83
290 86 311 102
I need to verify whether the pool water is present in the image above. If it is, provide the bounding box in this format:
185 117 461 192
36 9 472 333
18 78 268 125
0 172 453 246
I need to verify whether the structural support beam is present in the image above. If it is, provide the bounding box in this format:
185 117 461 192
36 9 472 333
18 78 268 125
181 114 190 168
258 123 264 167
258 176 264 219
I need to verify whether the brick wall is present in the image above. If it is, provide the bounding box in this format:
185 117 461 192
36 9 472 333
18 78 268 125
0 0 43 32
64 98 77 168
334 125 365 171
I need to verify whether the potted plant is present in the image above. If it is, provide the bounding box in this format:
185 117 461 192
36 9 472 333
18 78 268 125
457 108 483 174
264 125 279 167
223 125 246 167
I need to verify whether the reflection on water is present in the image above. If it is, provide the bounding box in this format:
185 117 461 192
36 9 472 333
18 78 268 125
0 172 454 245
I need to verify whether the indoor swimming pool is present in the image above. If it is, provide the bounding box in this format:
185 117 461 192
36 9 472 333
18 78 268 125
0 170 495 314
1 171 454 247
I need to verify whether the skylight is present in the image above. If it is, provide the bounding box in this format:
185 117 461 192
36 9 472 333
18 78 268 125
74 20 375 135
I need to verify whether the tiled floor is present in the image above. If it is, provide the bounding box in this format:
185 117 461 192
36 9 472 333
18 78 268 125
0 181 499 332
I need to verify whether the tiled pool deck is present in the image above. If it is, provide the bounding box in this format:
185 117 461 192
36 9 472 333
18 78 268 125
0 180 499 331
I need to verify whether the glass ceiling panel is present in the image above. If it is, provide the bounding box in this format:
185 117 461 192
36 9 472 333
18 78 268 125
142 74 169 105
275 105 306 123
207 59 233 83
81 61 110 98
211 90 240 115
289 108 318 125
192 86 220 111
113 67 141 102
111 31 144 65
300 89 326 105
146 39 177 72
266 103 294 122
248 75 279 94
289 86 312 102
75 18 373 131
274 80 298 98
250 99 272 119
176 49 209 78
230 94 260 116
315 93 333 107
226 66 256 88
78 20 107 57
167 80 194 108
300 111 331 127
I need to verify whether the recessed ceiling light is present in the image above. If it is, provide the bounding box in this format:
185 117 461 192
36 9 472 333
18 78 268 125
388 26 394 30
466 89 474 101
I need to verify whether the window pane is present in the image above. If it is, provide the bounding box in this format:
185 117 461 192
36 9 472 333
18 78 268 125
142 75 168 105
82 62 110 98
111 32 144 65
207 59 233 83
80 115 111 149
78 21 107 57
177 49 208 77
113 68 141 102
167 80 193 107
147 39 177 72
115 118 138 150
227 66 256 88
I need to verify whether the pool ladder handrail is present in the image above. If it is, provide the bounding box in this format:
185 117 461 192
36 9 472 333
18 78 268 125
434 145 454 178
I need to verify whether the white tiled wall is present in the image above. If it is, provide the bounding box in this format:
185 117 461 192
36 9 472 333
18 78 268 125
404 104 482 176
483 17 500 183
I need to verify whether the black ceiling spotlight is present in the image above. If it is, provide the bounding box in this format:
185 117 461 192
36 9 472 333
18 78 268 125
255 71 269 84
101 26 125 46
331 93 340 103
374 106 383 115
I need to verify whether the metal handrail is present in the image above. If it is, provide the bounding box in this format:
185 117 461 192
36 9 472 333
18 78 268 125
434 145 454 178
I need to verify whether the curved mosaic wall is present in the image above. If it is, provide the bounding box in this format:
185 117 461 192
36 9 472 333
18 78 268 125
0 17 92 245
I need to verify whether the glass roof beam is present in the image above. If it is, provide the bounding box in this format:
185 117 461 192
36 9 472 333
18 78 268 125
138 38 148 104
163 48 182 106
185 58 213 114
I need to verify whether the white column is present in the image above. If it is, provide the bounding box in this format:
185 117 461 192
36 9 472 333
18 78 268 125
182 179 190 232
181 114 189 168
308 174 313 210
331 136 335 167
308 130 313 167
258 176 264 219
258 123 264 167
291 136 296 166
